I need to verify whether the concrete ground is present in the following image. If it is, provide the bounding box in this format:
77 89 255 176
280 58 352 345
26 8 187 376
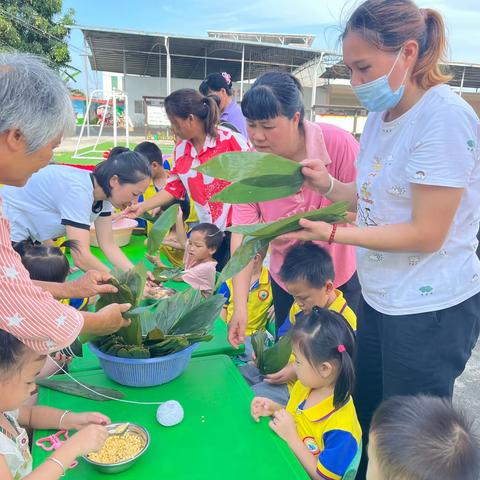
454 336 480 434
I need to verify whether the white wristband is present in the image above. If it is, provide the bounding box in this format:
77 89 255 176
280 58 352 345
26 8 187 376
58 410 71 429
324 174 335 197
47 457 66 476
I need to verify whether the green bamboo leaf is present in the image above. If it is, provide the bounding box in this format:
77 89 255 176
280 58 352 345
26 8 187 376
261 330 293 375
251 330 292 375
169 294 226 335
95 263 147 346
36 378 125 401
153 266 184 281
140 212 159 223
147 204 180 254
211 170 304 204
194 152 300 182
228 201 349 238
216 236 271 289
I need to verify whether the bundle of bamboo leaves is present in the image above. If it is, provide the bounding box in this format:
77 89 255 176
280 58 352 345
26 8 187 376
93 268 224 359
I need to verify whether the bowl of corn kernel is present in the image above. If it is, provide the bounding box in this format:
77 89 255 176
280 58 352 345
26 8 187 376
83 423 150 473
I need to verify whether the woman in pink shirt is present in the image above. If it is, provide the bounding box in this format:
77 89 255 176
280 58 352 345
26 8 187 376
229 72 359 348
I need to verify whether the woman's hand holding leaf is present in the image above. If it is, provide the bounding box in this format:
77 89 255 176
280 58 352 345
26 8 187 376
90 303 132 336
280 218 335 243
300 158 332 194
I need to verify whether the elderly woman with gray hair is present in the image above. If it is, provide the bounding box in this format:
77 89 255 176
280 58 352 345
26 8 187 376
0 53 131 354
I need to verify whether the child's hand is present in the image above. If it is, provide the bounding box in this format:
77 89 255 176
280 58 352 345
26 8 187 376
251 397 277 422
264 363 297 385
62 412 110 431
68 424 109 456
269 409 297 442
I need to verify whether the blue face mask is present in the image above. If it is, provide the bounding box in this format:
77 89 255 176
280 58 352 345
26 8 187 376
352 50 408 112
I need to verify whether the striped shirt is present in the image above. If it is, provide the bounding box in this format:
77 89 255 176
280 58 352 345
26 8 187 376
0 200 83 354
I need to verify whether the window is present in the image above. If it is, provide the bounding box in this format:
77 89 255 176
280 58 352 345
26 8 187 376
134 100 144 114
111 76 118 89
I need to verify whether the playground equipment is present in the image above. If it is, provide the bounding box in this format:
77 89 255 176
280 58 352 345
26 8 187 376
73 90 131 161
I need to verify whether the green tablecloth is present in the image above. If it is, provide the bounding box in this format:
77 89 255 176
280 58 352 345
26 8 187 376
33 356 308 479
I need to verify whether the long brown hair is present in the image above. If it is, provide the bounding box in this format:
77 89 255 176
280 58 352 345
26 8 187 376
343 0 451 89
165 89 219 138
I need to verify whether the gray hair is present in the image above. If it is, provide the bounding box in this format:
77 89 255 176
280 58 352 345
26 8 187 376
0 53 74 153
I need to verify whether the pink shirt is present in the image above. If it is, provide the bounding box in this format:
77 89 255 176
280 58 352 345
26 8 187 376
182 251 217 294
232 121 358 290
0 200 83 354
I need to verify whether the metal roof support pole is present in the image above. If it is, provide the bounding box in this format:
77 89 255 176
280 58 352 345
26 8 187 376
204 47 207 77
165 36 171 96
83 37 91 137
240 45 245 100
113 93 118 147
310 53 325 120
123 48 127 92
459 66 466 97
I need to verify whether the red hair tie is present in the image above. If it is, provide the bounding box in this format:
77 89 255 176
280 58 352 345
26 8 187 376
337 344 346 353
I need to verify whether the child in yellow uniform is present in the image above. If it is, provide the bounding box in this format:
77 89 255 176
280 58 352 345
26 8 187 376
252 308 361 480
219 247 272 336
240 242 356 404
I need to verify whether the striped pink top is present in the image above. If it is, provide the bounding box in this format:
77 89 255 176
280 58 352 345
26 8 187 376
232 121 358 290
0 200 83 354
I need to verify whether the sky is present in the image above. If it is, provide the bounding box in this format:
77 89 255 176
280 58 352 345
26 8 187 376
63 0 480 90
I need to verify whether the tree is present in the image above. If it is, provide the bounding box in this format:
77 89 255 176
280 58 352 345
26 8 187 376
0 0 75 74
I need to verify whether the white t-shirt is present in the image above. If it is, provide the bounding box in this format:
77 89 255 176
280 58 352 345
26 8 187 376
0 410 32 479
1 165 112 242
356 84 480 315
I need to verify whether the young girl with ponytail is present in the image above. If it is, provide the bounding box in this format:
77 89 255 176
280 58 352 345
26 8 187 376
251 308 361 480
125 88 250 268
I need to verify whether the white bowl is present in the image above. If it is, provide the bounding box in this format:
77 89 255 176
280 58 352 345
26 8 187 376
90 218 138 248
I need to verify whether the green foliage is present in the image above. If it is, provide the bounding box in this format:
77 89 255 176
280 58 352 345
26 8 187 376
95 263 147 347
215 236 271 288
228 202 349 237
194 152 304 204
251 330 292 375
94 288 225 359
0 1 75 73
147 204 179 255
152 266 184 282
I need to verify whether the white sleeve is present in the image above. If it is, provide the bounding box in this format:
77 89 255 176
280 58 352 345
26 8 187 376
99 200 113 217
59 184 93 229
406 105 478 188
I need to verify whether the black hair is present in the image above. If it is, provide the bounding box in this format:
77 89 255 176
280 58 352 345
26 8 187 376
14 240 79 283
370 395 480 480
219 121 240 134
190 222 223 252
241 72 305 126
165 89 219 138
134 141 163 165
279 242 335 287
199 72 233 96
0 330 34 379
93 150 151 197
291 308 355 408
108 146 130 159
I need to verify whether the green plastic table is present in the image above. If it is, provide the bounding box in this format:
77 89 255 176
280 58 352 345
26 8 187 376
33 356 308 480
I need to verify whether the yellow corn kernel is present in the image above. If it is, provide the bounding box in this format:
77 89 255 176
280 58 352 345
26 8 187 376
87 432 145 464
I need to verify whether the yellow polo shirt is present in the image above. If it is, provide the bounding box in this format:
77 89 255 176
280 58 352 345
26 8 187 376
286 382 362 480
221 266 272 336
289 289 356 332
287 290 356 390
